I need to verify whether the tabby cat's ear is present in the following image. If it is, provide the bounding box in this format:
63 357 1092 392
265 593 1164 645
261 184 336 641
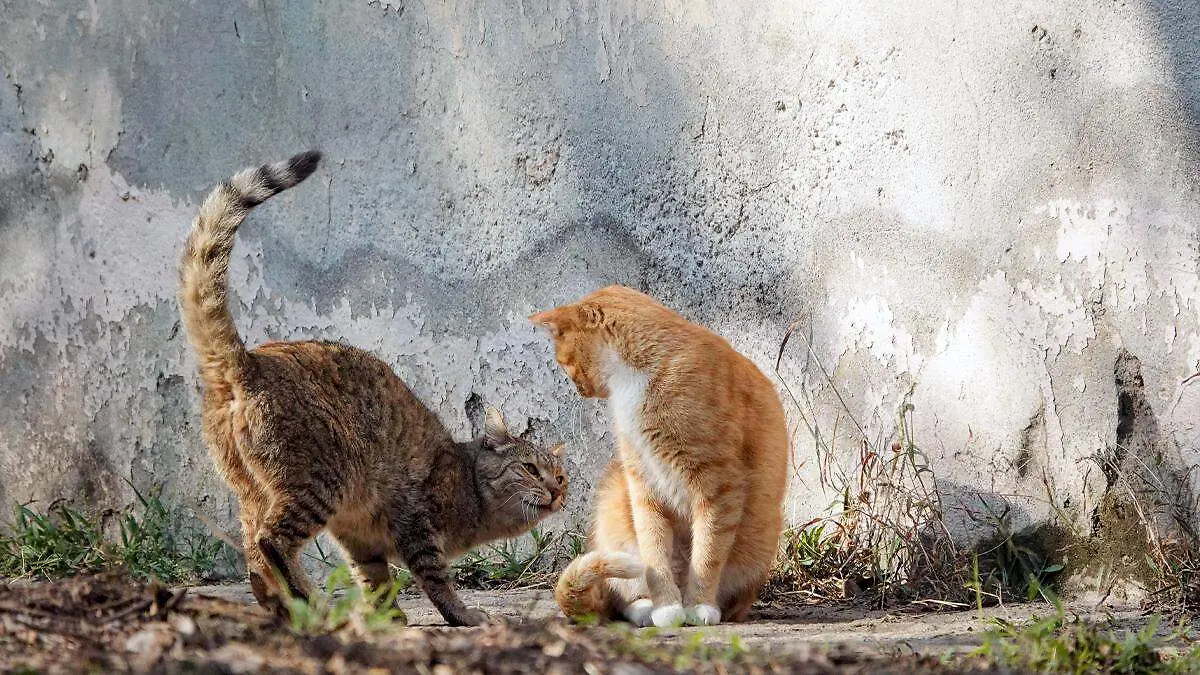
483 405 511 447
550 442 566 458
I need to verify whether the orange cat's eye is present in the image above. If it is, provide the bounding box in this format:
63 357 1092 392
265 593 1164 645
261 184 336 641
555 475 564 485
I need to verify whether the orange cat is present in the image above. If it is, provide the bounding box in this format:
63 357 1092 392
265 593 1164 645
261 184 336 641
532 286 788 627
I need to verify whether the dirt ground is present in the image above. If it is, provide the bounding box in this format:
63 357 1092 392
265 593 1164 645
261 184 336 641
0 574 1144 673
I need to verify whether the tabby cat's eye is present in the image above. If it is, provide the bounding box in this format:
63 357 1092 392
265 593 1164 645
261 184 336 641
522 462 540 476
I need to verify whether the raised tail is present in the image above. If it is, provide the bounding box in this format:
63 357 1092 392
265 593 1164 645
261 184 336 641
554 551 644 619
178 151 322 397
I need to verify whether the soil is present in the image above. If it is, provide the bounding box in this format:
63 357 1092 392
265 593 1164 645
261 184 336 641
0 574 1142 674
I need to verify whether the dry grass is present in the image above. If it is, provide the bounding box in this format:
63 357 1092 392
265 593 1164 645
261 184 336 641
453 526 586 590
766 318 1066 610
1085 450 1200 617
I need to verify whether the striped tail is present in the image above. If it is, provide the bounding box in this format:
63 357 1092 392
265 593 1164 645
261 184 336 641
178 151 322 399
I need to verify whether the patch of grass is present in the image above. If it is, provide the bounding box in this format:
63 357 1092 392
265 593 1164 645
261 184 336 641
0 503 107 579
454 526 585 590
284 564 408 635
116 484 234 583
974 604 1200 674
0 486 234 584
1145 544 1200 615
1072 452 1200 616
767 521 873 602
604 622 755 671
968 520 1067 605
670 630 750 671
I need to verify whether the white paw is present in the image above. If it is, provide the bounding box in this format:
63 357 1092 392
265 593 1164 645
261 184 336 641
624 598 654 627
685 603 721 626
651 602 687 628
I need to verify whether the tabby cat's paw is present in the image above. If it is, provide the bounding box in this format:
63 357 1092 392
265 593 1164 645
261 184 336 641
448 607 490 627
624 598 654 627
650 603 687 628
685 603 721 626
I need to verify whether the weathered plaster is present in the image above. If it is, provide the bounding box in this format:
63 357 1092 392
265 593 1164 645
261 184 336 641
1 0 1198 565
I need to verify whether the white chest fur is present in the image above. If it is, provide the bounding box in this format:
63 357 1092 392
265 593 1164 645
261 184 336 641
604 351 691 517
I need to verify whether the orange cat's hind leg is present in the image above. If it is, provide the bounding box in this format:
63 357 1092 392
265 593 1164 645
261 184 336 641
717 563 770 623
591 458 654 625
720 581 761 623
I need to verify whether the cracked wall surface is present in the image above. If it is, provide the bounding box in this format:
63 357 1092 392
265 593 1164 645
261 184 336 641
2 0 1199 559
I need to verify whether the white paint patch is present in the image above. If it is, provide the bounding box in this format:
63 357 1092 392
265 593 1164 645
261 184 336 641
828 251 925 377
603 349 691 516
839 293 922 373
35 68 123 170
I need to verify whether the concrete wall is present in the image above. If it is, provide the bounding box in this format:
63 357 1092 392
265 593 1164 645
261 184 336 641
2 0 1199 559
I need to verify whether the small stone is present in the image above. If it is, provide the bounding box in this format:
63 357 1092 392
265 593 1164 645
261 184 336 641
169 613 197 637
124 625 174 672
210 644 265 674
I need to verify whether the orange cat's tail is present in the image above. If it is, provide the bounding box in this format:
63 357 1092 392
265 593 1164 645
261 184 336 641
179 151 322 395
554 551 644 619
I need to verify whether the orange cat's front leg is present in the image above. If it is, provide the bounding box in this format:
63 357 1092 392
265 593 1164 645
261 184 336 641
623 465 686 627
685 486 746 626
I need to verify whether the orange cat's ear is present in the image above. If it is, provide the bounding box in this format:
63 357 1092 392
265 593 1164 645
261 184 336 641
530 307 566 337
482 405 511 446
550 442 565 458
531 305 590 337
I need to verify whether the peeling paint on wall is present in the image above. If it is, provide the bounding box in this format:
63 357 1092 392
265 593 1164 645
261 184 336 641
1 0 1199 566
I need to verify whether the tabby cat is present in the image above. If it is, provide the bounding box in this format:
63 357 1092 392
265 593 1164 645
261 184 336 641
179 151 567 626
532 285 787 627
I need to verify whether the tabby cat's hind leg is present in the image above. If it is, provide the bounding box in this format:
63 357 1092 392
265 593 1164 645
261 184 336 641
230 483 281 611
254 495 331 604
241 523 279 611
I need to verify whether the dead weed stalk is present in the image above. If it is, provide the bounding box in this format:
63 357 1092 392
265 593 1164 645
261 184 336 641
766 318 1058 609
1085 450 1200 616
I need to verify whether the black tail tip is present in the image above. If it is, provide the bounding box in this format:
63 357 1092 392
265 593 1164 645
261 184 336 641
288 150 322 182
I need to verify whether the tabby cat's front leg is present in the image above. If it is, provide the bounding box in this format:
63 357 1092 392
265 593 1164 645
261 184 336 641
396 525 487 627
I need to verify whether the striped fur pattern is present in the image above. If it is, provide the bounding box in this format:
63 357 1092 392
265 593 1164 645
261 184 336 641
178 152 567 626
534 286 789 627
179 152 320 403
